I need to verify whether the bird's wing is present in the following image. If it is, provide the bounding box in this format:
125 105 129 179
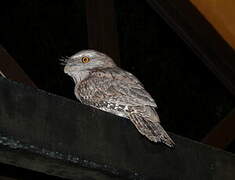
83 68 157 107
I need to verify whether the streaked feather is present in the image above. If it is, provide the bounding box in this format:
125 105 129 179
63 49 175 147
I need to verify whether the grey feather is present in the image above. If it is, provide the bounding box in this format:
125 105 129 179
129 113 175 147
63 49 175 147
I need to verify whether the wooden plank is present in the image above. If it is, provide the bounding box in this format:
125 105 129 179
0 45 37 88
146 0 235 96
0 77 235 179
85 0 120 64
0 177 17 180
189 0 235 49
202 108 235 148
0 147 116 180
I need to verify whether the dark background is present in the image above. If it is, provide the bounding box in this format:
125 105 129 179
0 0 234 179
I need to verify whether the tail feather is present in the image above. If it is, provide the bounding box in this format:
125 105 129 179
129 114 175 147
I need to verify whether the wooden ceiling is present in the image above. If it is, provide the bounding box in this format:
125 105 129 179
190 0 235 49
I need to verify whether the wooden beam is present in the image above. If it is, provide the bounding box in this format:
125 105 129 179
146 0 235 148
189 0 235 49
146 0 235 96
0 177 17 180
0 77 235 179
0 45 37 88
202 108 235 148
0 147 115 180
85 0 120 65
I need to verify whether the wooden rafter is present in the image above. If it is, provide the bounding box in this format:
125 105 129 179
0 45 37 88
202 108 235 148
146 0 235 96
85 0 120 65
0 77 235 179
146 0 235 149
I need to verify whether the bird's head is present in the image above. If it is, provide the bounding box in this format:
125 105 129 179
61 49 116 76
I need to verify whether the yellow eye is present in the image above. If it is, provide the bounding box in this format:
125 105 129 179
81 56 90 63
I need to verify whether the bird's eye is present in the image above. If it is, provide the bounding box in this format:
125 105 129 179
81 56 90 63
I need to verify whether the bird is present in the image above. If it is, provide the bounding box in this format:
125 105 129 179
61 49 175 147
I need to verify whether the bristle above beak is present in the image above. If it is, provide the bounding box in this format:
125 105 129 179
59 56 69 66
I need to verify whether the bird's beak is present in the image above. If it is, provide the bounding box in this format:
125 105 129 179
64 65 70 74
64 63 79 74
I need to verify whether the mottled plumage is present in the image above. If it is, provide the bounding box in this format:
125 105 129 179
62 49 175 147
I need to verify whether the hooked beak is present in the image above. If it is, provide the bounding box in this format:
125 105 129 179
64 65 70 74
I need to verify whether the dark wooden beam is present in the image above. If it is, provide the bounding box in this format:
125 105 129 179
202 108 235 148
0 147 115 180
0 45 37 88
0 77 235 179
146 0 235 96
0 177 17 180
85 0 120 64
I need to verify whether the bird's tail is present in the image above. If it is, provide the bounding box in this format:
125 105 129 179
129 114 175 147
